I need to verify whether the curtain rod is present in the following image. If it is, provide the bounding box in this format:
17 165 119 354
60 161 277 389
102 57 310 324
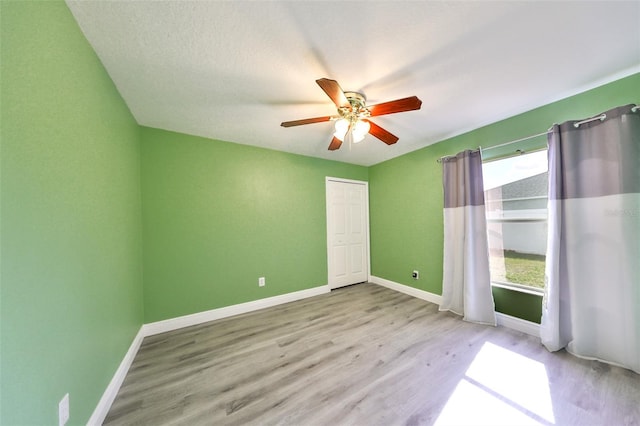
436 104 639 163
436 130 549 163
573 113 606 128
481 130 551 151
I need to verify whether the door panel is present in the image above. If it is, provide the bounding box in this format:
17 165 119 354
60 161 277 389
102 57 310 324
350 245 364 274
327 179 369 289
332 204 346 235
333 246 347 278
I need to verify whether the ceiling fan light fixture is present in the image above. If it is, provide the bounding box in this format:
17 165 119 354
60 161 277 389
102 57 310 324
352 133 365 143
333 118 350 141
352 120 370 143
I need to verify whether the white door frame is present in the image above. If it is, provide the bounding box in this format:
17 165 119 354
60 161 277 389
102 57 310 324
325 177 371 289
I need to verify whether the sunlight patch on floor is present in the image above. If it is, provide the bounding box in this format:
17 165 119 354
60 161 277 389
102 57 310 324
435 342 555 425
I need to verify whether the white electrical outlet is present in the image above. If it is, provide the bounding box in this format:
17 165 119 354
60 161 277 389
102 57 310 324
412 270 419 280
59 393 69 426
258 277 265 287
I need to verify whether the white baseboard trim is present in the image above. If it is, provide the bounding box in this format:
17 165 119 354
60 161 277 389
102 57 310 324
496 312 540 337
369 275 443 306
88 326 145 426
142 285 330 337
370 276 540 338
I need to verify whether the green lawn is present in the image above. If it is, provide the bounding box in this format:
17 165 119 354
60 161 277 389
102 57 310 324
490 250 546 289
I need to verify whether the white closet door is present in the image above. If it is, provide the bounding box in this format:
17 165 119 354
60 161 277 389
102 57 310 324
326 178 369 289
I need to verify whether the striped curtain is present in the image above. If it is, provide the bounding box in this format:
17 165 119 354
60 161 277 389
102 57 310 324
440 149 496 325
541 104 640 373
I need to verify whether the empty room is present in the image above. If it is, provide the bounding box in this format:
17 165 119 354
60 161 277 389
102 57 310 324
2 1 639 425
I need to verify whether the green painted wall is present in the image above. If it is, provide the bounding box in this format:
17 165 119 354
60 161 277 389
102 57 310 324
369 73 640 323
1 2 144 425
140 128 368 322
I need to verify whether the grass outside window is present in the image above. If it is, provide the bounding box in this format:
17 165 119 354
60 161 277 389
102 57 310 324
489 250 545 290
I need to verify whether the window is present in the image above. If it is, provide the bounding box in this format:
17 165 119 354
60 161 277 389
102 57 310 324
482 150 548 293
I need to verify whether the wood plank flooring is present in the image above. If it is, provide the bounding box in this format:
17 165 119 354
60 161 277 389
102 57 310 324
104 283 640 425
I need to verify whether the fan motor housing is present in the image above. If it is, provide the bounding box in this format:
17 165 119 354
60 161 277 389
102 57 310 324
340 92 369 119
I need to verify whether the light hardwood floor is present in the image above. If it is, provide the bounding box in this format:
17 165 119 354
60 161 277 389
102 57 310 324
104 283 639 425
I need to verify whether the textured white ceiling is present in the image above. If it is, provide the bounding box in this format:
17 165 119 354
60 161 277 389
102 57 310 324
66 1 640 166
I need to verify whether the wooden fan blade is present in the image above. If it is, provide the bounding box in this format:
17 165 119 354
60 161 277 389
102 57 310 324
316 78 350 108
368 96 422 117
328 136 343 151
280 116 332 127
367 120 399 145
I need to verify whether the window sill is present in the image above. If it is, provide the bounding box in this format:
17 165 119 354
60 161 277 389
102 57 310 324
491 281 544 296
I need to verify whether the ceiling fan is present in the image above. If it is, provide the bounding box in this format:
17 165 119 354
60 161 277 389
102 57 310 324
281 78 422 151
